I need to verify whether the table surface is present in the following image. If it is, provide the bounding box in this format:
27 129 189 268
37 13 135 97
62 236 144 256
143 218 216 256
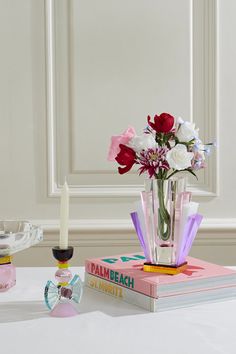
1 267 236 354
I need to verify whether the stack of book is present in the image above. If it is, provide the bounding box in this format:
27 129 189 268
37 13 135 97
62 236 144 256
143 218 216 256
85 252 236 312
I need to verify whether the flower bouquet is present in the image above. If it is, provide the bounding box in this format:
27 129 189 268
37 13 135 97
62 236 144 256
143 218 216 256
108 113 214 271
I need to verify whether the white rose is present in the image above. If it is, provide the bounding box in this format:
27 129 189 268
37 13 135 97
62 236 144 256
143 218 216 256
166 144 194 170
176 121 199 142
129 134 157 153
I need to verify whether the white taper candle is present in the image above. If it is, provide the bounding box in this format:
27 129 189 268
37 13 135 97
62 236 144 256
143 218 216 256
59 180 69 249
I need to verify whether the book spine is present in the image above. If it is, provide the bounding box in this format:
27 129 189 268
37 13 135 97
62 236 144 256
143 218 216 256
85 259 156 298
85 272 157 312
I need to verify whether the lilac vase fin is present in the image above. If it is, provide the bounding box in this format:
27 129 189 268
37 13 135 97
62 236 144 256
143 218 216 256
134 200 152 263
175 201 199 265
130 212 145 248
130 212 149 259
140 191 156 264
176 215 195 265
182 214 203 260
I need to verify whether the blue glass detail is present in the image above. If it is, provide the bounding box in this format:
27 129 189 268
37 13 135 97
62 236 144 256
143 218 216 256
44 274 83 310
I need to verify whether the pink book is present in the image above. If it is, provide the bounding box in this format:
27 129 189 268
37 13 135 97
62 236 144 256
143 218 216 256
85 252 236 298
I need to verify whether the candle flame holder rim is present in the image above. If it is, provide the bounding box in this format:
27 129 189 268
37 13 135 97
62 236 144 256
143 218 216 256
52 246 74 262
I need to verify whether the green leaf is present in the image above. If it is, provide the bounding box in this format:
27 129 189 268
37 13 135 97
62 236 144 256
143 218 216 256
166 170 180 179
185 169 198 180
166 168 198 180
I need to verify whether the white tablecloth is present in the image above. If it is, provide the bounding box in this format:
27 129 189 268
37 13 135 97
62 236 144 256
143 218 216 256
1 267 236 354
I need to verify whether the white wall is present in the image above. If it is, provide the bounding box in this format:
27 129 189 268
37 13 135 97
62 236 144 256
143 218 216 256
0 0 236 266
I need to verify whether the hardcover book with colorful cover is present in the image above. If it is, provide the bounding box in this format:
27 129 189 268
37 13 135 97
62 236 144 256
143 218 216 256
85 272 236 312
85 252 236 298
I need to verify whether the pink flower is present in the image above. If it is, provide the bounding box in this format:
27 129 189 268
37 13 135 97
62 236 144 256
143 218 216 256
138 147 169 178
107 126 136 161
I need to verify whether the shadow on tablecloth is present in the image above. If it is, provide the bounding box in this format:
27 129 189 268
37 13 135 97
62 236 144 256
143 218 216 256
0 288 148 323
0 301 48 323
78 287 148 317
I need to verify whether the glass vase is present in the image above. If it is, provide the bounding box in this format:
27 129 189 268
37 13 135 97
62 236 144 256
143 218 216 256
141 177 189 266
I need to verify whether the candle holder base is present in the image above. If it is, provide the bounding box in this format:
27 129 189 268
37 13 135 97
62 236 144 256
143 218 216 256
44 246 83 317
50 302 78 317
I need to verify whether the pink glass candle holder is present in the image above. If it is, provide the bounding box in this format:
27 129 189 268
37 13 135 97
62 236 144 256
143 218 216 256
0 256 16 292
0 221 43 291
44 246 83 317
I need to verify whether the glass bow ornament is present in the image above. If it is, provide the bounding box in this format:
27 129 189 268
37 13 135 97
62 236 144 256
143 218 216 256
44 246 83 317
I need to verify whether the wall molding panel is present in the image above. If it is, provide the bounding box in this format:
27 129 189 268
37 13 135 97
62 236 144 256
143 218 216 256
3 0 236 269
15 217 235 266
45 0 219 198
33 217 236 246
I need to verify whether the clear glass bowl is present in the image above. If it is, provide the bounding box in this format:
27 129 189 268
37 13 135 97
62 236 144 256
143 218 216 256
0 220 43 257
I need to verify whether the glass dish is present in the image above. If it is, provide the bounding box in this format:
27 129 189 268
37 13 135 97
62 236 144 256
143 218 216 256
0 220 43 257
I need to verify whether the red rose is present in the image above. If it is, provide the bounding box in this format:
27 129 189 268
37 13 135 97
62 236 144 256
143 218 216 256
115 144 136 174
147 113 174 133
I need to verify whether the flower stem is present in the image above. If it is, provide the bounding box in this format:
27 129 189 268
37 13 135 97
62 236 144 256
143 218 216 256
157 179 171 241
